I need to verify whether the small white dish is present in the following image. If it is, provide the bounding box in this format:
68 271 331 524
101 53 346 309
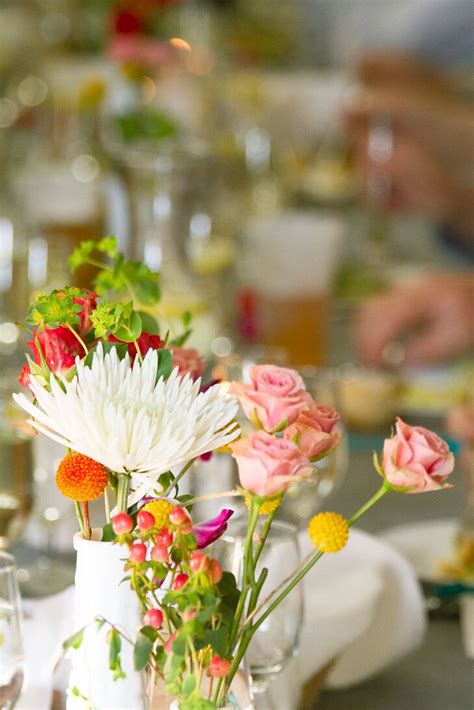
381 519 474 659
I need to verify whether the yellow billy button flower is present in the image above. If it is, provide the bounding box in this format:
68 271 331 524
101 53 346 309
245 496 282 516
56 452 108 502
308 512 349 553
142 499 174 529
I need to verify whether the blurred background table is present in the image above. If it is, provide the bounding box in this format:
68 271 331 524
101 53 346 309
316 437 473 710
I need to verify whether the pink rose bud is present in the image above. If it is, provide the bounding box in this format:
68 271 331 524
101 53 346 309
382 418 454 493
111 513 134 535
230 430 310 497
229 364 308 433
129 543 147 563
284 409 341 460
182 608 197 622
137 510 155 531
170 346 206 380
209 656 231 678
144 608 163 629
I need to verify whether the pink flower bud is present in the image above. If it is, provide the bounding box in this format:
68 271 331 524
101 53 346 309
137 510 155 531
111 513 134 535
129 543 147 563
172 573 189 591
208 559 223 585
209 656 231 678
144 608 163 629
151 544 169 563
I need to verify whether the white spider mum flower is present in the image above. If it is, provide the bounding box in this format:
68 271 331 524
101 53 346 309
13 344 239 499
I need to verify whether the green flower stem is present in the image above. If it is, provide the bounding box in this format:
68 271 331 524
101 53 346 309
247 481 393 639
133 340 143 364
253 508 277 567
74 500 86 537
348 479 392 526
164 459 195 498
117 474 131 513
104 486 111 524
65 323 88 356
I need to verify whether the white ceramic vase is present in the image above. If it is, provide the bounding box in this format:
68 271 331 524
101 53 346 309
66 529 148 710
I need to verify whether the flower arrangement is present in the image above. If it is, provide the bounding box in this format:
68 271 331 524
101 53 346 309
14 238 455 709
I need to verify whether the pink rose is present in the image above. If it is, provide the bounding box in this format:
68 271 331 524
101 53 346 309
171 347 206 380
382 418 454 493
230 430 310 497
229 365 307 433
284 409 341 460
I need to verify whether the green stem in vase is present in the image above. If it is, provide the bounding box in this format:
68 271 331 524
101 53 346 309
164 459 195 498
74 500 86 537
117 474 131 513
249 481 393 637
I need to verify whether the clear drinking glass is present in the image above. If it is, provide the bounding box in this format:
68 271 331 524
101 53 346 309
0 552 24 709
279 368 349 527
219 520 303 699
0 397 34 551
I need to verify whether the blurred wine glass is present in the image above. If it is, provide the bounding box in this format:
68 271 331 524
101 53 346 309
219 520 303 704
0 399 33 551
279 368 349 527
0 552 24 709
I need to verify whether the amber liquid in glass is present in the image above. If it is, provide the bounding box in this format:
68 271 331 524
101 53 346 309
257 293 329 367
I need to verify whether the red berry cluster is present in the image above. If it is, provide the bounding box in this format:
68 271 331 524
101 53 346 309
111 504 227 679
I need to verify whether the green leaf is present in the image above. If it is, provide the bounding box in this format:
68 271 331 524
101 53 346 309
157 348 173 380
217 572 240 629
69 241 95 273
133 627 155 672
96 236 118 258
181 674 196 697
201 627 228 657
113 309 142 343
102 523 116 542
63 627 85 652
181 310 192 327
157 471 174 492
170 329 192 348
108 627 121 668
138 311 161 335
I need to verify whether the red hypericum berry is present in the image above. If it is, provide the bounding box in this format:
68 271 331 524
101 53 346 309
180 523 193 535
172 573 189 591
189 551 209 573
169 507 187 525
208 559 223 584
155 527 173 547
137 510 155 532
151 544 169 563
143 608 163 629
164 633 175 654
129 542 147 563
209 656 231 678
111 513 134 535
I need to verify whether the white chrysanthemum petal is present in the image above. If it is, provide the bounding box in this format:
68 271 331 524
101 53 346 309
14 344 239 498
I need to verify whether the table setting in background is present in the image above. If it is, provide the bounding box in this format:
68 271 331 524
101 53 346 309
0 2 473 709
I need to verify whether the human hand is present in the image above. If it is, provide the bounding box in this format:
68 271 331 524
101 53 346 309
354 274 474 367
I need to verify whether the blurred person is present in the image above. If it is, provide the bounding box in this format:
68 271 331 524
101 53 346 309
354 273 474 367
346 53 474 258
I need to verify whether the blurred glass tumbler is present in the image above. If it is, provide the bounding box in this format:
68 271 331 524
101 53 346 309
240 212 345 367
0 552 24 709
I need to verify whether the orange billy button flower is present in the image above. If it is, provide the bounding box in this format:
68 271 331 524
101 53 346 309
56 452 109 501
308 512 349 553
142 499 174 529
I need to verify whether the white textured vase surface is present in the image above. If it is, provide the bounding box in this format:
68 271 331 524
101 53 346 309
66 530 148 710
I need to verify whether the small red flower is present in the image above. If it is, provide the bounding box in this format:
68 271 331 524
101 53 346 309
151 544 168 563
